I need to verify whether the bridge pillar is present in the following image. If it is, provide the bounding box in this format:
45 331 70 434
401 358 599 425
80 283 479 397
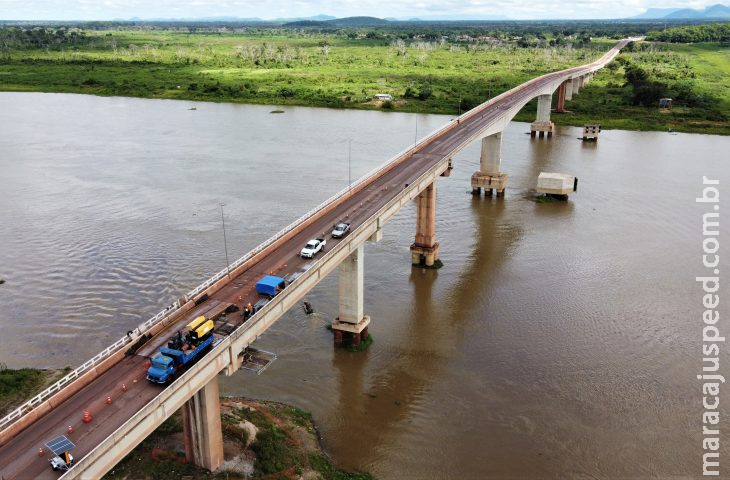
565 78 574 101
410 182 441 266
530 94 554 138
572 75 581 95
471 133 508 198
556 81 567 113
182 376 224 472
332 244 370 347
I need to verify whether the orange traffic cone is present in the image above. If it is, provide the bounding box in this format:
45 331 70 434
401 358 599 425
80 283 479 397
106 396 112 405
121 383 127 392
38 447 44 456
145 359 151 368
82 409 92 423
67 425 73 434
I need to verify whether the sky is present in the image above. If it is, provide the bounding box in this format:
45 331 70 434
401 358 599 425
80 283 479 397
0 0 722 21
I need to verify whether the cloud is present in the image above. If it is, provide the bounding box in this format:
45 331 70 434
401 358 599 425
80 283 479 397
0 0 724 20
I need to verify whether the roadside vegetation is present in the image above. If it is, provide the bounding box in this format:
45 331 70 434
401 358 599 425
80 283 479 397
546 39 730 134
0 21 728 134
0 364 70 416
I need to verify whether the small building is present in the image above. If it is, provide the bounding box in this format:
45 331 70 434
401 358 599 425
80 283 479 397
659 98 672 109
373 93 393 101
536 172 578 198
583 124 601 141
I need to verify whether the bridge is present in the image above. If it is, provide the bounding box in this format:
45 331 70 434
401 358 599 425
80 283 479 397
0 38 637 479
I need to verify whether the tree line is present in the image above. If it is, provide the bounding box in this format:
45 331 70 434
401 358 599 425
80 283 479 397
0 27 93 51
647 22 730 43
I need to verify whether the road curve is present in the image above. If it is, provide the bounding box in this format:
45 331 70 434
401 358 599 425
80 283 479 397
0 38 634 480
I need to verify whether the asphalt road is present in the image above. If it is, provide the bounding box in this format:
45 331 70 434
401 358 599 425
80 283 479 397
0 40 629 480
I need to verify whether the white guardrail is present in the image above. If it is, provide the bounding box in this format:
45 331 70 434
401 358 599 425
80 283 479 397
0 39 633 435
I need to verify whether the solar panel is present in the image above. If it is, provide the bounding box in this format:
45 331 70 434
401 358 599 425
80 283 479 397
46 435 75 456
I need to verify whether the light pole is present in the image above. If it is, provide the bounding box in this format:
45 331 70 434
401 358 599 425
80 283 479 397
414 115 418 147
220 203 231 279
348 138 352 194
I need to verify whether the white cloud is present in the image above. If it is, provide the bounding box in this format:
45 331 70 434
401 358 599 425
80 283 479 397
0 0 723 20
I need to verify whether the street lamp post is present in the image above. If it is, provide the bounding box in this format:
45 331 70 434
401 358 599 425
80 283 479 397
414 115 418 147
220 203 231 279
348 139 352 194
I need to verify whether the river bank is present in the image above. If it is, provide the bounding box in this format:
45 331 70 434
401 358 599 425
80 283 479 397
0 370 372 479
104 397 374 480
0 367 70 417
1 27 727 135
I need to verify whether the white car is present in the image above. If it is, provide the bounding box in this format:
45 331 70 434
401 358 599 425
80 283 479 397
300 238 326 258
331 222 351 239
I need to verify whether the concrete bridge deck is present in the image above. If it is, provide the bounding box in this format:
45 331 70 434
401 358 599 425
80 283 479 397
0 38 635 479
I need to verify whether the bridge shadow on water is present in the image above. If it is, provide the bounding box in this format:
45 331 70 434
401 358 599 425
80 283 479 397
329 194 523 469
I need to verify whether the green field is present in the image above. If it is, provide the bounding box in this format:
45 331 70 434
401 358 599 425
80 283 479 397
0 27 728 134
553 42 730 134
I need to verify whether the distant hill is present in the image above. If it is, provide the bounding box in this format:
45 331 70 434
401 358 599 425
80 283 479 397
632 7 682 19
275 14 335 22
666 4 730 18
285 16 390 27
633 4 730 19
331 16 391 26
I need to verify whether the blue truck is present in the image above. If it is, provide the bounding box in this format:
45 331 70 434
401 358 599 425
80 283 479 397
146 316 215 384
255 275 286 297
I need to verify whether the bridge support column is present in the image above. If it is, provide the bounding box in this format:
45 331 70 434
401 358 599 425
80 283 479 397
471 133 508 198
572 76 581 96
556 81 567 113
410 182 441 266
182 376 224 472
530 94 554 138
332 245 370 348
565 78 574 101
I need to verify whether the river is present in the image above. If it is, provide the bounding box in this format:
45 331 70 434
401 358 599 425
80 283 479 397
0 92 728 478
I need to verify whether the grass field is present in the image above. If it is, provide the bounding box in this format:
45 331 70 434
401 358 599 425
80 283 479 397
0 28 728 134
0 366 70 416
552 42 730 135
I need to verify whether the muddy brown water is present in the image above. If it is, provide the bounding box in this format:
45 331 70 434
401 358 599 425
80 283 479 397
0 92 728 478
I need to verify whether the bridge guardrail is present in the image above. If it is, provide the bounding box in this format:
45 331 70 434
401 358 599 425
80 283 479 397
0 300 181 433
0 38 632 436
